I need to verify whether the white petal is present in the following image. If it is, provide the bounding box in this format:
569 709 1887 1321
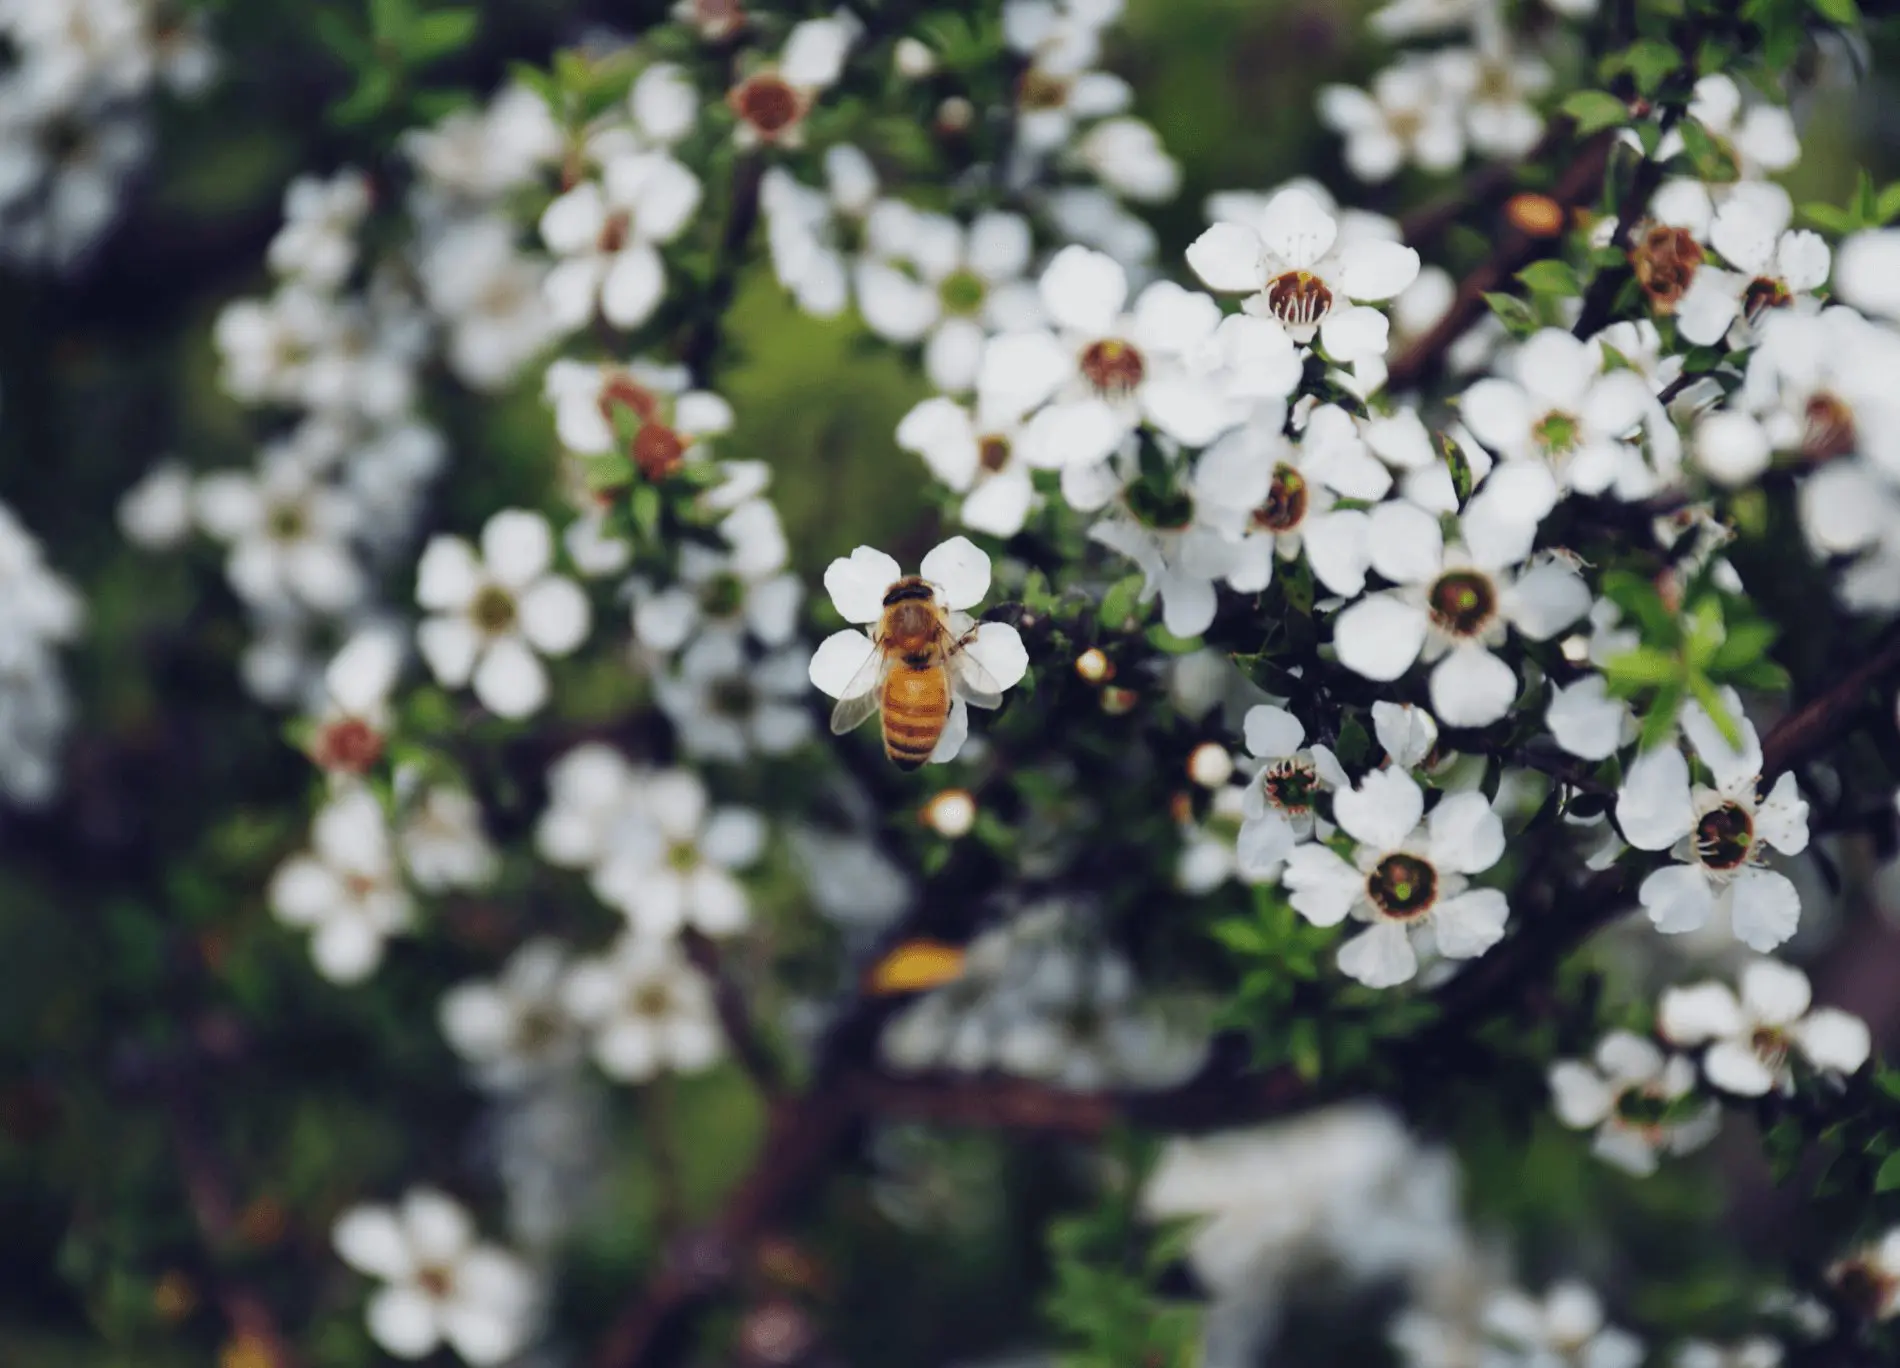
960 469 1035 537
540 181 606 254
1427 790 1505 873
1549 1061 1613 1128
366 1286 442 1359
824 545 902 623
1038 244 1128 335
473 639 550 719
808 629 877 698
1334 766 1424 851
1337 922 1418 988
416 536 481 610
1640 863 1716 935
1460 379 1531 455
1616 747 1695 851
1235 813 1296 877
854 259 939 342
401 1190 474 1264
518 577 591 656
1020 398 1125 469
417 617 481 687
334 1206 416 1280
977 330 1071 417
1373 700 1438 768
1282 843 1363 927
1505 562 1591 640
1430 887 1509 959
920 536 991 610
1302 509 1371 597
1695 411 1770 487
1367 503 1444 589
1429 645 1518 728
928 696 970 763
1185 222 1266 293
600 245 666 329
1546 676 1627 761
1257 188 1337 270
1726 869 1801 952
481 510 553 589
1158 570 1218 639
897 397 979 490
1337 239 1420 301
686 866 750 934
1755 772 1809 854
1793 1008 1871 1075
1703 1040 1777 1097
1243 704 1304 760
1333 594 1428 681
1131 280 1221 355
1658 981 1743 1046
1596 1031 1665 1082
1318 305 1391 364
780 15 855 87
1739 957 1812 1025
962 621 1029 692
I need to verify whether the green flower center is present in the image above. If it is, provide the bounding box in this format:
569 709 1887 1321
1533 411 1581 455
700 572 747 619
632 982 675 1017
666 842 701 873
472 585 517 634
1261 760 1317 814
1124 480 1193 531
267 504 307 540
1366 853 1438 921
938 268 988 317
1427 570 1497 637
1694 803 1754 871
1613 1088 1669 1127
710 677 756 718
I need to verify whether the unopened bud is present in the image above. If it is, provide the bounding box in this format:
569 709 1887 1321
894 36 937 78
1169 790 1194 825
310 717 385 775
922 788 977 838
1075 647 1113 684
1101 685 1137 716
936 95 975 133
1506 192 1565 239
1631 222 1703 312
1187 743 1233 789
738 1297 816 1366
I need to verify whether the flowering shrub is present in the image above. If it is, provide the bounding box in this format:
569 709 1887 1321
11 1 1900 1366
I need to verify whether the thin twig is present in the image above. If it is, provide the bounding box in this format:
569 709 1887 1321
682 929 785 1098
1571 107 1684 339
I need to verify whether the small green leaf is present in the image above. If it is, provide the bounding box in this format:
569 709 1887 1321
1606 646 1682 688
1879 181 1900 226
1562 90 1631 135
1638 680 1686 750
1875 1151 1900 1192
1811 0 1860 25
405 7 478 61
1098 574 1146 632
1517 259 1581 297
1708 619 1777 674
1480 291 1538 338
1687 674 1743 749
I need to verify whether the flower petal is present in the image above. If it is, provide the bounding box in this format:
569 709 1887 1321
961 621 1028 692
920 535 991 610
1428 645 1518 728
1333 593 1429 682
518 577 591 656
1184 222 1265 293
1739 957 1811 1025
1427 790 1505 874
824 545 903 623
1430 887 1509 959
1334 766 1424 851
1640 862 1716 935
1793 1008 1871 1076
1243 704 1304 760
807 629 877 699
1337 239 1420 301
1257 187 1337 270
1726 868 1801 952
473 638 550 718
1337 922 1418 988
1038 244 1128 336
481 511 553 589
1658 981 1743 1047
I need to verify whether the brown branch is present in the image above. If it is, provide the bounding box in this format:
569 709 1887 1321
1396 125 1565 251
681 151 764 386
1385 131 1615 393
1761 623 1900 779
682 929 785 1098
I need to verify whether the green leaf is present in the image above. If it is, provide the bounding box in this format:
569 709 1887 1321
405 7 478 61
1098 574 1146 632
1800 202 1857 234
1562 90 1631 135
1875 1151 1900 1192
1879 181 1900 226
313 9 368 62
1605 646 1681 688
1481 291 1538 339
1638 680 1686 751
1811 0 1860 25
331 67 396 126
1145 623 1203 655
1617 39 1681 96
1708 619 1777 674
1679 119 1739 183
369 0 412 42
1517 259 1581 297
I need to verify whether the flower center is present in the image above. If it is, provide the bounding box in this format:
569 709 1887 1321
1251 463 1308 532
1802 392 1856 463
267 503 307 540
1832 1259 1899 1320
516 1007 565 1053
710 677 756 718
1533 411 1581 456
1263 270 1333 329
666 841 701 873
1742 276 1793 320
977 434 1012 473
699 572 747 620
632 982 675 1017
1693 802 1754 871
1366 853 1439 921
633 422 687 480
598 209 632 254
1017 67 1071 111
417 1265 454 1299
313 718 384 775
1632 223 1703 309
1612 1085 1670 1130
731 73 803 136
1427 570 1498 638
472 584 518 634
343 872 379 900
599 373 663 425
938 267 987 317
1078 338 1146 397
1260 758 1318 815
1749 1025 1790 1073
1123 480 1193 531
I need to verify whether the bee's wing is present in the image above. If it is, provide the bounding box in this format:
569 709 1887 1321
829 639 894 736
946 626 1004 709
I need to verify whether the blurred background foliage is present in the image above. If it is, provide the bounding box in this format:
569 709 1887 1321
3 0 1899 1364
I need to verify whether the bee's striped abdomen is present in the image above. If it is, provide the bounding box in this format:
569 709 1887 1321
881 664 950 771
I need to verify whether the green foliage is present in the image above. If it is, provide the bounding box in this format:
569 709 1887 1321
314 0 480 126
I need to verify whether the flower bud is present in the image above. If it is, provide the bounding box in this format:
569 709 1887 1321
935 96 975 133
1506 192 1565 239
1100 685 1137 716
310 717 385 775
894 37 937 78
1075 647 1114 684
1187 743 1233 789
922 788 977 838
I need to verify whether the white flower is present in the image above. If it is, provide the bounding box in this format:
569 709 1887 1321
1693 410 1772 488
416 510 592 719
194 450 366 614
0 501 83 805
1234 703 1349 877
267 169 371 290
1186 188 1420 362
808 537 1030 766
1481 1282 1644 1368
562 933 724 1082
269 787 412 983
1089 484 1243 641
898 396 1040 538
1074 116 1181 203
540 150 702 332
415 218 562 392
1437 39 1552 160
979 246 1242 465
1680 75 1801 180
1617 703 1809 952
654 636 814 762
439 940 580 1091
1282 768 1510 988
1547 1031 1718 1175
1178 783 1259 893
117 459 195 549
1827 1229 1900 1320
536 744 649 871
1331 506 1591 727
400 787 499 892
854 205 1040 392
1460 329 1653 497
543 358 735 467
759 146 878 317
1660 959 1871 1096
1835 229 1900 322
727 12 859 147
1546 674 1634 761
590 769 764 936
632 540 801 654
1673 1338 1785 1368
1319 60 1465 182
1675 184 1829 347
332 1189 538 1364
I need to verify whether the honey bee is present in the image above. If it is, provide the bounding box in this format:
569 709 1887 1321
829 577 1001 769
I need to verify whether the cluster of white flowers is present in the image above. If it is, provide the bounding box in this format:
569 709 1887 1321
0 501 84 806
881 902 1207 1090
0 0 215 267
